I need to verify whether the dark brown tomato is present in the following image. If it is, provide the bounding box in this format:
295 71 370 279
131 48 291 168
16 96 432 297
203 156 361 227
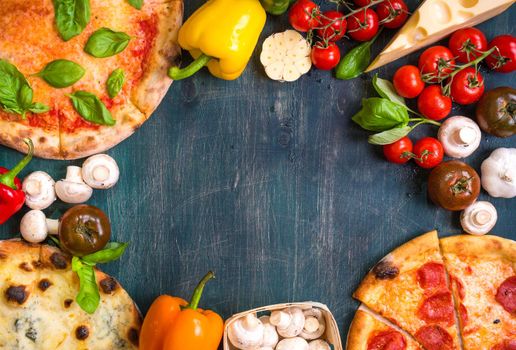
476 87 516 138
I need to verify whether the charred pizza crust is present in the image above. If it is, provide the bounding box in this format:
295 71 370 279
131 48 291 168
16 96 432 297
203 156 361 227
0 239 141 349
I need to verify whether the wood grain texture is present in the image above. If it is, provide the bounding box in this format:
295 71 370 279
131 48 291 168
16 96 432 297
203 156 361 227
0 1 515 348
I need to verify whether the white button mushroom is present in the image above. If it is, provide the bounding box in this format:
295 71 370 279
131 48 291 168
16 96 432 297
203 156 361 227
270 307 305 338
309 340 331 350
300 308 326 340
228 314 265 350
22 171 56 210
20 210 59 243
481 148 516 198
438 116 481 159
82 154 120 189
259 315 279 349
276 337 309 350
461 201 498 236
55 166 93 203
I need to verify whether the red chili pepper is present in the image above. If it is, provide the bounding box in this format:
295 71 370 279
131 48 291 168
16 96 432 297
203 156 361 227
0 139 34 224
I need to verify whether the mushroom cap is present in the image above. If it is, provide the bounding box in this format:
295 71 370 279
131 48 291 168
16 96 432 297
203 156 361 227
273 307 306 338
308 340 331 350
82 154 120 189
481 148 516 198
20 210 48 243
461 201 498 236
276 337 309 350
55 166 93 204
259 316 279 348
228 314 264 350
438 116 481 159
300 308 326 340
22 171 56 210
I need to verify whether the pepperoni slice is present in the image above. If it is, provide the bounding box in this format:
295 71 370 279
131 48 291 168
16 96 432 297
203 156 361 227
458 303 468 327
417 262 447 290
417 291 455 325
491 339 516 350
496 276 516 314
450 275 465 300
367 330 407 350
415 325 454 350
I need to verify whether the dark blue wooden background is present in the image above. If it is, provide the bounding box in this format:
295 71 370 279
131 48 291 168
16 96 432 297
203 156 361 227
1 1 515 346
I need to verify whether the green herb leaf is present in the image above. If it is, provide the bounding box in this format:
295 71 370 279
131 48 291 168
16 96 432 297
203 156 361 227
72 257 100 314
53 0 91 41
127 0 143 9
368 126 412 145
106 69 125 98
0 60 49 117
35 59 85 88
372 74 406 107
69 91 115 126
84 28 131 58
82 242 129 265
352 97 409 132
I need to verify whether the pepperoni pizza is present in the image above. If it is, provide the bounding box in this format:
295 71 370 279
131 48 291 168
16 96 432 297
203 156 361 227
0 0 183 159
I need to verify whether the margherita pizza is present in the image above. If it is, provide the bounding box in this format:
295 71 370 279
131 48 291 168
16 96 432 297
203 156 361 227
0 0 183 159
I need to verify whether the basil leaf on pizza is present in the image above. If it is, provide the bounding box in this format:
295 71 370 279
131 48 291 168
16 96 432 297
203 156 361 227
106 68 125 98
0 60 49 117
82 242 129 265
69 91 116 126
85 28 131 58
72 256 100 314
53 0 91 41
36 59 85 88
127 0 143 10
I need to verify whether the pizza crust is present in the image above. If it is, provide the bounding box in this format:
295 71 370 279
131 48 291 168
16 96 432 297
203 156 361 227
0 119 60 159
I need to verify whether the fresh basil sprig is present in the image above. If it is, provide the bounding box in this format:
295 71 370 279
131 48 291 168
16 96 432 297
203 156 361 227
69 91 116 126
335 30 382 80
84 28 131 58
0 60 50 117
82 242 129 265
53 0 91 41
127 0 143 9
372 75 406 107
106 69 125 98
35 59 85 88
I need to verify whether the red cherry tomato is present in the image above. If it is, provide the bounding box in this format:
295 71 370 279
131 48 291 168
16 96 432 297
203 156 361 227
377 0 409 29
289 0 320 32
418 46 456 82
353 0 372 6
317 11 347 42
450 67 485 105
383 137 413 164
393 65 425 98
485 35 516 73
347 9 379 42
417 85 452 121
448 27 487 63
413 137 444 169
311 42 341 70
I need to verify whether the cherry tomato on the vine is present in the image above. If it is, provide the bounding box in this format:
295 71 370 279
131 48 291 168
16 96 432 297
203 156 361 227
485 35 516 73
377 0 409 29
417 85 452 121
413 137 444 169
450 67 485 105
418 46 456 82
289 0 320 32
311 42 341 70
383 137 413 164
317 11 347 41
347 8 379 42
353 0 373 7
393 65 425 98
448 27 487 63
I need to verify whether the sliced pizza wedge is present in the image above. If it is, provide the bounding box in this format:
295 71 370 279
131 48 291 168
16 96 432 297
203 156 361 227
347 306 423 350
441 235 516 350
353 231 461 350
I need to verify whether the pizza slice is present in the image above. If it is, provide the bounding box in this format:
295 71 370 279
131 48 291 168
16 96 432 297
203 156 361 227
441 235 516 350
347 306 423 350
353 231 461 350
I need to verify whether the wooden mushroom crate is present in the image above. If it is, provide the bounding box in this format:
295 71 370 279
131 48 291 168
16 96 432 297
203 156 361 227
223 301 343 350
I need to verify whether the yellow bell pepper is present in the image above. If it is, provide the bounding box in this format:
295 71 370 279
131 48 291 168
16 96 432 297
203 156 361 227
168 0 266 81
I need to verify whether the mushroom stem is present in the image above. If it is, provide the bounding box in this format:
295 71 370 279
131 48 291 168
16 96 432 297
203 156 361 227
66 166 83 182
92 165 110 182
46 218 59 235
270 310 291 328
455 126 476 145
24 179 42 196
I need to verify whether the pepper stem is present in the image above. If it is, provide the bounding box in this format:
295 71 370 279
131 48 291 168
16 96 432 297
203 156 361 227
0 138 33 190
168 54 212 81
185 271 215 310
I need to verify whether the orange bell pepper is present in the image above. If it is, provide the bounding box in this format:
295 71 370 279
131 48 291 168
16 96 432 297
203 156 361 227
139 271 224 350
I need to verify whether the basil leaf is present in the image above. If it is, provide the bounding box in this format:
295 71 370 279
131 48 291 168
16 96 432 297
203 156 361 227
84 28 131 58
127 0 143 9
36 59 85 88
373 74 406 107
335 41 374 80
29 102 51 114
69 91 116 126
82 242 129 265
53 0 91 41
368 126 412 145
72 257 100 314
106 69 125 98
352 98 409 132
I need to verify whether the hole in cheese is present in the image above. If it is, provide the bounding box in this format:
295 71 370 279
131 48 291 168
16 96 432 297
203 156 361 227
431 1 452 23
457 10 475 21
459 0 479 8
